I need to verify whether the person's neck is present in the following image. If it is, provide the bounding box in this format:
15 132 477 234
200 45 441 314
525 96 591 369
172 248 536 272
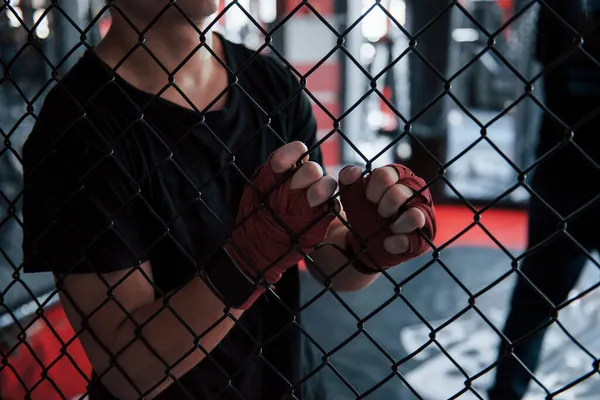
95 12 220 93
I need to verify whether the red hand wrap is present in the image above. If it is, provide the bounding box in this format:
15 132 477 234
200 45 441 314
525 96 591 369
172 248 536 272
228 155 335 308
340 164 436 271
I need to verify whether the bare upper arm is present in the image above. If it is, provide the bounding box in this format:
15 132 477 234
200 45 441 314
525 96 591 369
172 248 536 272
57 261 155 374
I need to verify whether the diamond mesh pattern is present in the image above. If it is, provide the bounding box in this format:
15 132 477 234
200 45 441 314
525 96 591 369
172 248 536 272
1 0 600 399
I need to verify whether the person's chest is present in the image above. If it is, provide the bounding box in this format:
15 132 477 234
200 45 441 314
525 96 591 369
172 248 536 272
128 101 291 290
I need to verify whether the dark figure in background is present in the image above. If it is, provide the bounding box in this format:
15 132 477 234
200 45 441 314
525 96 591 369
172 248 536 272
489 1 600 399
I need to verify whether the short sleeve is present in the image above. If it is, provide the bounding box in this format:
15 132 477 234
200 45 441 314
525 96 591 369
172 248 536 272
21 108 147 276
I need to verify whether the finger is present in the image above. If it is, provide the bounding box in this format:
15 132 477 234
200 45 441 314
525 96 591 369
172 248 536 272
366 166 400 203
270 141 309 174
290 161 324 190
306 175 337 207
383 234 410 254
377 184 414 218
338 166 362 186
390 207 426 234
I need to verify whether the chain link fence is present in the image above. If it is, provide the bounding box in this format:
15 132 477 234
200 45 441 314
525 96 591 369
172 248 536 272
1 0 600 399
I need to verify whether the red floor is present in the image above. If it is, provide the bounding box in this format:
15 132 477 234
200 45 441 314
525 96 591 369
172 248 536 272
434 204 528 250
0 205 528 398
0 305 91 400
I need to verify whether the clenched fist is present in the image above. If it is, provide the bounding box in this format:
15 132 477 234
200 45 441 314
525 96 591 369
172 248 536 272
223 141 337 308
339 164 436 272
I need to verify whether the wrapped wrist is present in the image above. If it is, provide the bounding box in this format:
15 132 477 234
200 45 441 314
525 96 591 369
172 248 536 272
344 232 381 275
202 247 265 310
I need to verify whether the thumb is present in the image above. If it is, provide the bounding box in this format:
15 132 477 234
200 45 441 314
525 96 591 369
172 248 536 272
337 165 366 203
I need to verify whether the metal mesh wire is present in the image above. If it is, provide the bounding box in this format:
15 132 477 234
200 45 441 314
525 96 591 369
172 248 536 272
1 0 599 399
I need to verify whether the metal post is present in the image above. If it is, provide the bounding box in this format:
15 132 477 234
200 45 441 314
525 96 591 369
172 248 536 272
406 0 452 140
342 0 365 166
404 0 453 201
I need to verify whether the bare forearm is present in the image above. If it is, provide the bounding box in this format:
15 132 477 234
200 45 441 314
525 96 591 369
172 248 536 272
106 276 243 399
309 222 379 291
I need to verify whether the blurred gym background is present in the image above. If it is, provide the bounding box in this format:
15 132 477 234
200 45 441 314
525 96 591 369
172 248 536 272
0 1 598 399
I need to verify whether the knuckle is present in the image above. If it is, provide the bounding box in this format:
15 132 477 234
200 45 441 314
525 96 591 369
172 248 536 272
323 174 338 189
413 208 427 227
397 233 409 245
316 178 337 197
371 168 396 188
316 180 337 201
391 209 423 233
398 184 415 197
405 207 419 220
398 235 410 250
339 166 360 183
273 142 309 171
270 151 287 169
288 141 309 157
291 140 308 149
300 161 323 179
384 234 409 253
310 183 328 200
388 185 409 206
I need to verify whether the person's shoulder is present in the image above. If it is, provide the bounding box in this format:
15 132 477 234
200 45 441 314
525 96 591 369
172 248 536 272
25 51 130 154
40 50 114 116
23 52 132 180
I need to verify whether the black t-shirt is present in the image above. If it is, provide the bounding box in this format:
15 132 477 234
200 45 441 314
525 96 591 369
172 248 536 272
21 34 321 399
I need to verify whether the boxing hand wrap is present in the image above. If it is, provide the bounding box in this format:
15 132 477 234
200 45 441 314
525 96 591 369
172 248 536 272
340 164 436 273
211 156 335 309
